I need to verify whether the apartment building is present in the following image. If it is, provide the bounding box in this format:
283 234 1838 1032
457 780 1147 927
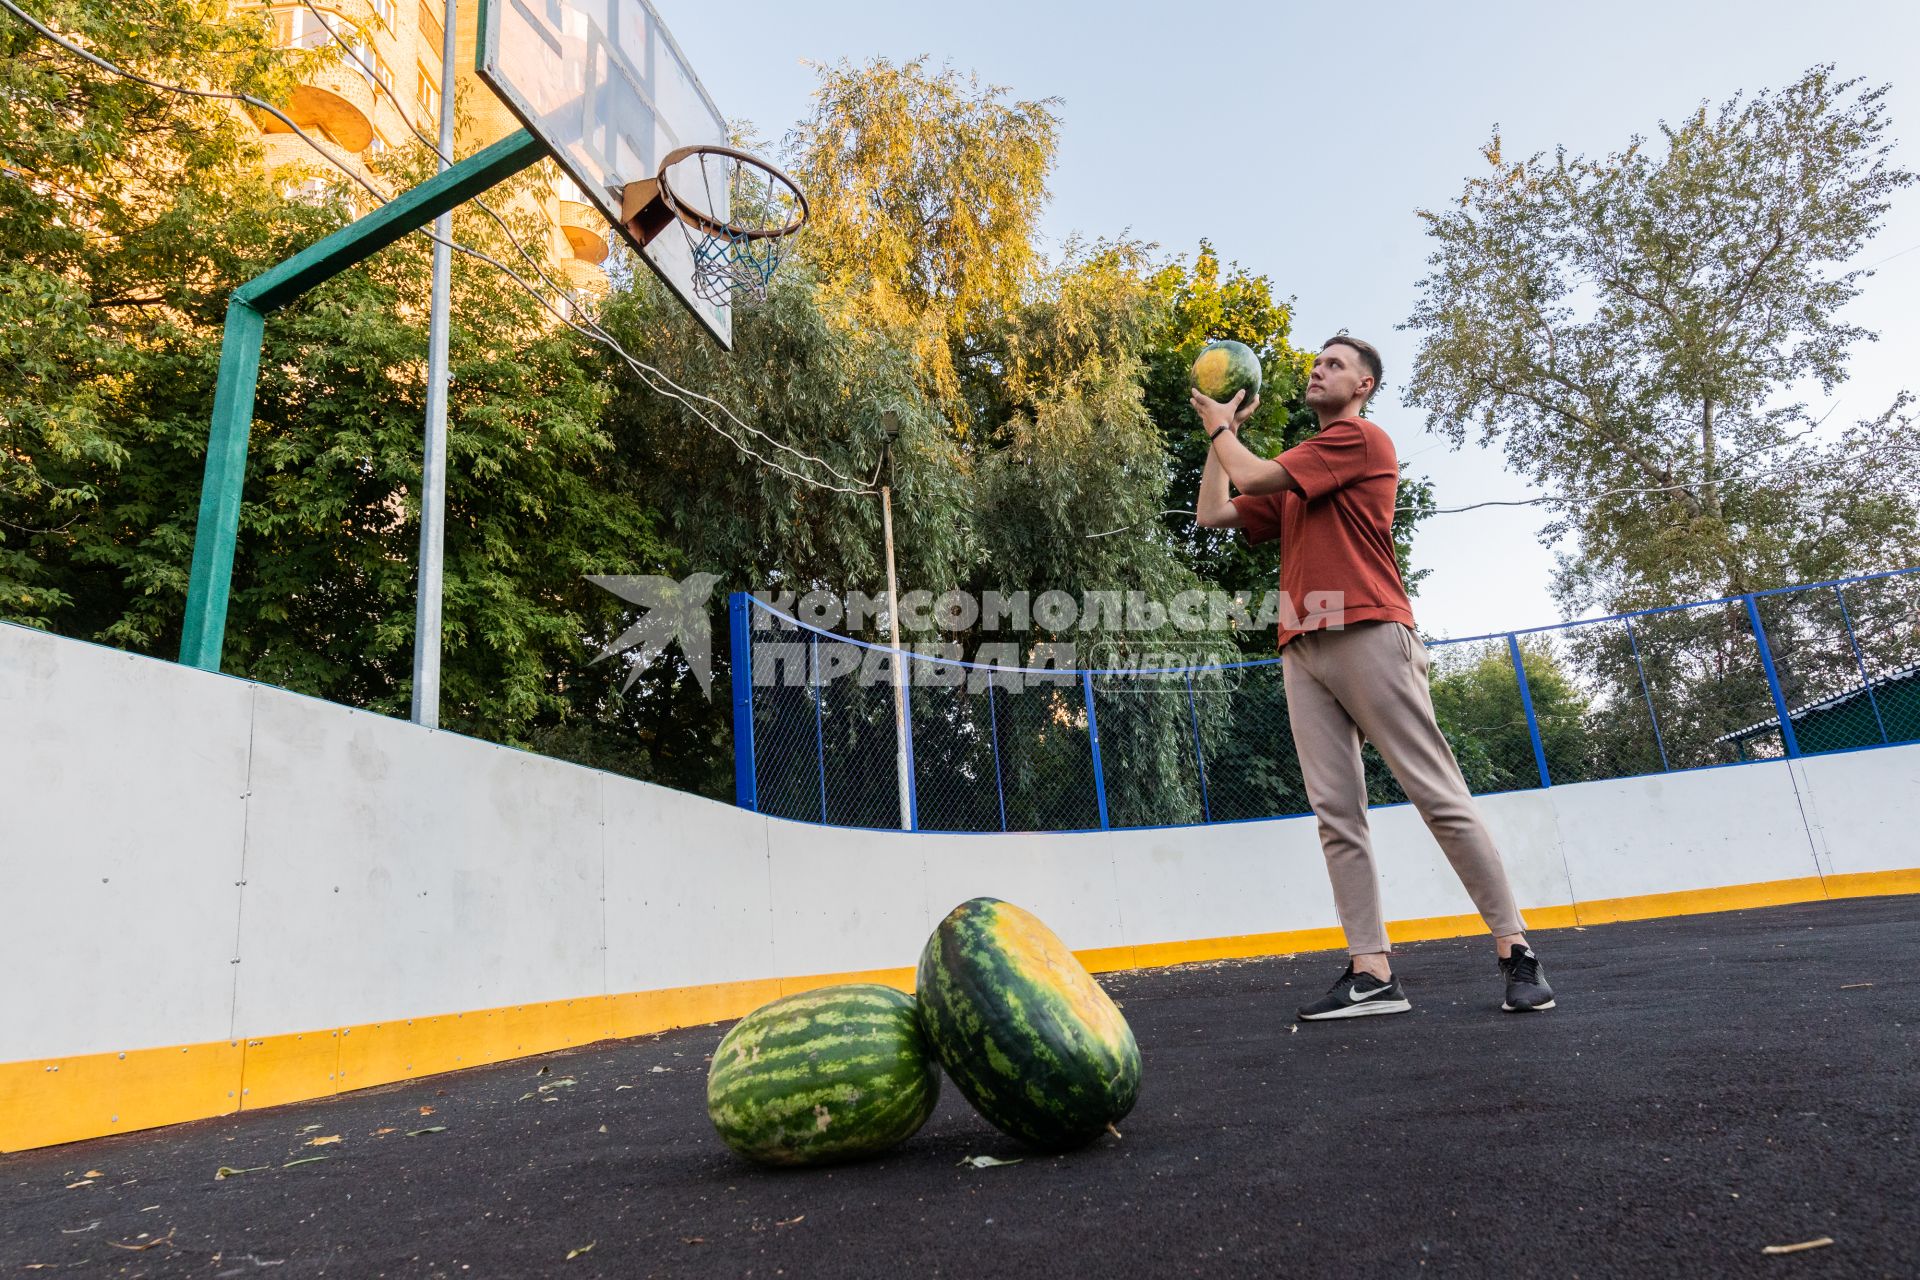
243 0 610 291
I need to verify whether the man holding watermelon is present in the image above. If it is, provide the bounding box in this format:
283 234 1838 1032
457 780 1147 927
1190 335 1556 1018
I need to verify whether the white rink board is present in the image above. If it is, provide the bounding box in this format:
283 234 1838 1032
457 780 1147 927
1545 763 1820 903
232 686 607 1036
602 774 775 992
1792 748 1920 879
0 628 252 1060
2 624 1914 1067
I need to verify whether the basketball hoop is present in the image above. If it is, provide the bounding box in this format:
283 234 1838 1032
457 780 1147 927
620 145 809 305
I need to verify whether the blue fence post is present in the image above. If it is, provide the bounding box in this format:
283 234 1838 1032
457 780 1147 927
1185 672 1212 823
1507 634 1553 788
1622 617 1670 773
811 632 828 821
987 680 1008 832
1083 670 1110 830
1833 585 1889 744
728 592 758 812
1744 595 1801 758
900 654 920 832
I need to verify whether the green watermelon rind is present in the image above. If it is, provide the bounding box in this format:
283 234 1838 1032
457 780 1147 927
1191 339 1263 407
915 898 1141 1152
706 983 940 1167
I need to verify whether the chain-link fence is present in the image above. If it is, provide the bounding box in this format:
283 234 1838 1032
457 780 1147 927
731 567 1920 832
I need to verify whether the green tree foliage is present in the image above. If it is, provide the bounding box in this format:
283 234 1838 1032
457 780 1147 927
0 0 293 629
1427 638 1591 792
1404 65 1920 617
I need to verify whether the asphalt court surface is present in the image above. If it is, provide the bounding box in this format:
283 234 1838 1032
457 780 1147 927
4 895 1915 1277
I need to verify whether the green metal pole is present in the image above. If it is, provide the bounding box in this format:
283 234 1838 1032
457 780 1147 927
177 129 547 671
178 299 266 669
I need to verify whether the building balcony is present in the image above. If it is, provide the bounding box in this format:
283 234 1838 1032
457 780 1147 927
250 0 414 152
558 201 610 265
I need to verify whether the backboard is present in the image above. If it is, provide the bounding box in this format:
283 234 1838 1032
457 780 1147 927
476 0 733 347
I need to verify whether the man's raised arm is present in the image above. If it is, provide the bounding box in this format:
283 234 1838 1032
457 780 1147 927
1190 389 1297 529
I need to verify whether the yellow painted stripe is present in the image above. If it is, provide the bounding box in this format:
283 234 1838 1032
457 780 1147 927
5 872 1914 1153
1824 867 1920 899
0 1041 243 1153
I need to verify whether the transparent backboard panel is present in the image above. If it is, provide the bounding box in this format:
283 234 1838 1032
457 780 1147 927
477 0 731 346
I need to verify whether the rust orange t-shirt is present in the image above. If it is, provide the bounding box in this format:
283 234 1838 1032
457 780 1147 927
1229 417 1413 649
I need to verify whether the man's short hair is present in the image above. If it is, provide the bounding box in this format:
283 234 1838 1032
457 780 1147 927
1321 335 1384 403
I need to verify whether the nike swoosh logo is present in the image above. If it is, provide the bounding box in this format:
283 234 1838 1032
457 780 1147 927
1348 983 1392 1003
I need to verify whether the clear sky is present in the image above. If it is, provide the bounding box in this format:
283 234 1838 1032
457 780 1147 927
658 1 1920 638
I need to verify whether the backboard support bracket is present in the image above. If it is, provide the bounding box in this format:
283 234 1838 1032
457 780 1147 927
179 128 549 672
619 179 676 248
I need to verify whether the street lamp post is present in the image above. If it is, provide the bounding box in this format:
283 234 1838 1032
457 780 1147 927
880 411 911 830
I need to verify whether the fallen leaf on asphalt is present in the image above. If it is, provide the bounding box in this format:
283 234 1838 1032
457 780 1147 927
537 1066 551 1076
108 1229 176 1251
958 1155 1022 1169
566 1242 596 1260
65 1181 93 1189
1106 1122 1124 1140
649 1066 672 1074
83 1170 104 1179
517 1092 536 1102
282 1156 330 1169
139 1206 160 1213
59 1221 102 1234
537 1078 577 1093
406 1126 447 1137
1762 1238 1834 1255
215 1166 269 1180
298 1126 322 1135
598 1125 608 1134
776 1216 805 1227
1290 1024 1298 1034
418 1106 435 1116
680 1237 706 1245
304 1135 341 1146
614 1085 634 1092
372 1128 396 1136
1839 983 1874 990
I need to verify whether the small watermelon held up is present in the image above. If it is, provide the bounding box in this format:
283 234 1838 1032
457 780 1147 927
706 983 940 1167
1191 339 1262 409
916 898 1141 1151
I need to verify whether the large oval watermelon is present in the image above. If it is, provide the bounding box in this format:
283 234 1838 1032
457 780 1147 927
1191 339 1262 408
916 898 1140 1151
706 983 940 1167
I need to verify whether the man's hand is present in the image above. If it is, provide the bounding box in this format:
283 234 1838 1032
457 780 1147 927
1191 387 1261 438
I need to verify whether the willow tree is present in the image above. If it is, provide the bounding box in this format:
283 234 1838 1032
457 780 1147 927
786 56 1059 429
1403 65 1919 616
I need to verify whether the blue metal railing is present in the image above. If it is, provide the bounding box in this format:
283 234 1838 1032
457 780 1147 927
730 566 1920 833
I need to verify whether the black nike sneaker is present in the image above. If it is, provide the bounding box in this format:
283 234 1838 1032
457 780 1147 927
1498 944 1556 1012
1296 961 1412 1020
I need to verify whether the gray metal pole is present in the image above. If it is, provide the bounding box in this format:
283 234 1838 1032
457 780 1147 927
881 444 911 831
410 0 460 727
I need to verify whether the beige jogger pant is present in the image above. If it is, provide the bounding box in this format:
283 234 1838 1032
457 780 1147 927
1281 619 1527 956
